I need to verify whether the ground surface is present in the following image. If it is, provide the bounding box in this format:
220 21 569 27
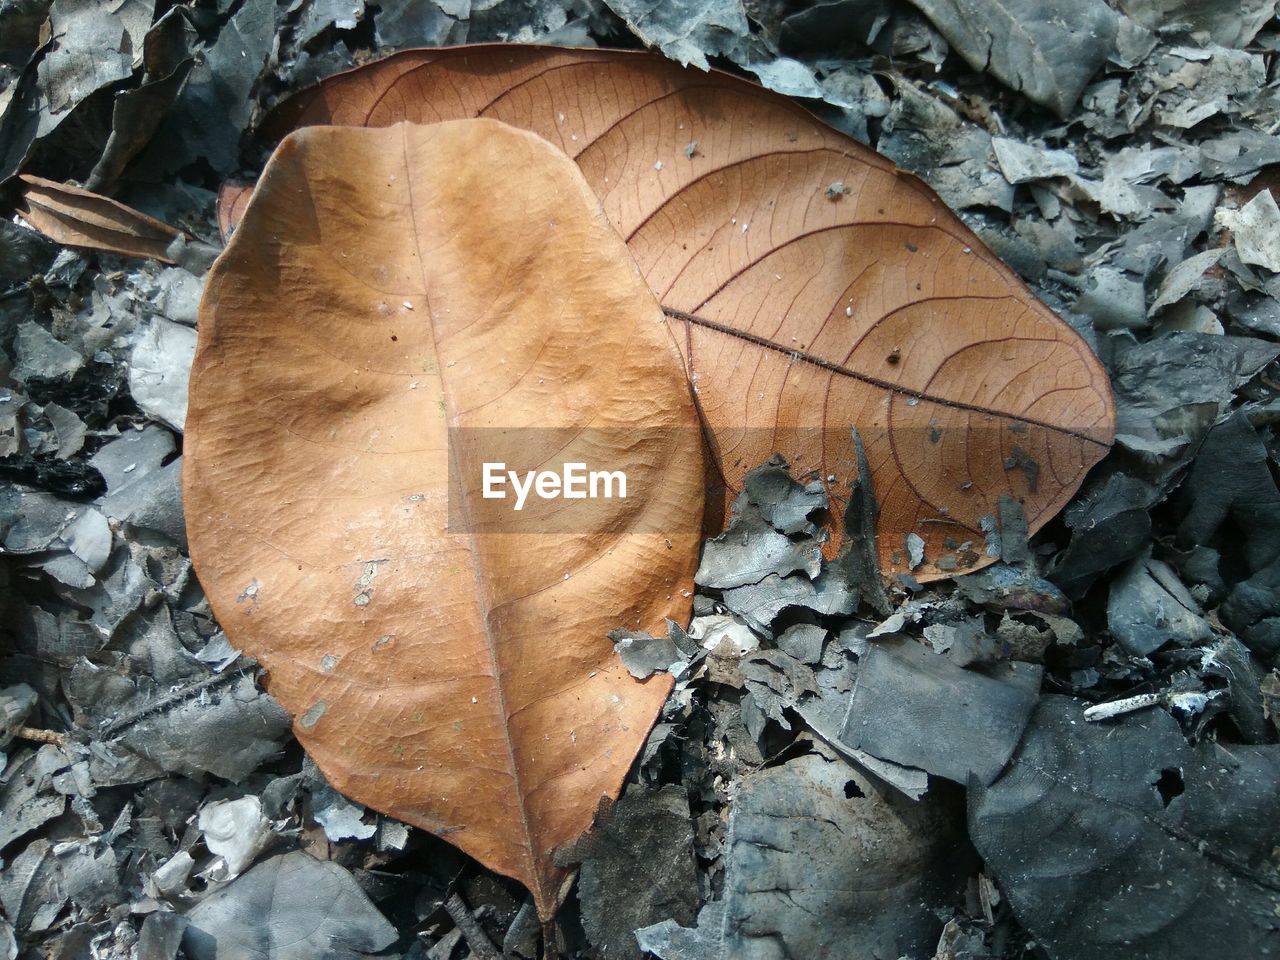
1 1 1279 958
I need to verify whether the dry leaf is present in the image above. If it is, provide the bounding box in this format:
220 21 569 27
215 181 253 240
184 119 704 918
253 45 1116 581
17 175 185 263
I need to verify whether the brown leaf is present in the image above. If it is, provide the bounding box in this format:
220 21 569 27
251 45 1115 581
17 175 185 263
215 181 253 240
184 120 704 918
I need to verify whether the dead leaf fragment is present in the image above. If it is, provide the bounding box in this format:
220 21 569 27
16 175 186 263
184 119 704 918
258 45 1116 582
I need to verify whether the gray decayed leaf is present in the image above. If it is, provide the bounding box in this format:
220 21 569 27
134 0 274 177
1114 0 1277 48
128 317 195 432
902 0 1126 115
1050 474 1157 596
695 498 821 590
636 739 961 959
74 670 291 786
1108 333 1278 479
1107 552 1213 657
0 0 155 180
136 911 189 960
970 695 1280 960
567 786 699 960
1180 413 1280 575
840 637 1042 785
0 747 67 851
796 633 932 798
1217 190 1280 274
182 851 397 960
603 0 750 70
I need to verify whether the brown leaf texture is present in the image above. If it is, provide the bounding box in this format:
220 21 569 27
17 174 186 263
256 46 1116 580
184 119 704 918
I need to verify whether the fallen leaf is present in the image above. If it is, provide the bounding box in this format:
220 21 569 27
636 738 963 958
182 851 397 960
838 636 1043 784
254 45 1116 582
902 0 1127 116
970 696 1280 960
16 174 186 263
184 120 704 918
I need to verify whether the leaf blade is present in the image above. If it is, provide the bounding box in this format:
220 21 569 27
184 119 704 917
256 46 1116 582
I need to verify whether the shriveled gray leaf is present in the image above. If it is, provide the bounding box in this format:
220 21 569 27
903 0 1124 115
775 623 826 665
100 456 185 545
182 851 397 960
603 0 750 70
1110 333 1279 471
0 747 67 850
1050 475 1157 597
695 509 820 589
721 570 856 634
565 786 698 960
1107 552 1213 657
840 637 1042 784
636 740 958 959
1148 248 1223 315
1217 190 1280 274
13 320 82 384
970 696 1280 960
135 0 274 176
1115 0 1277 47
1179 412 1280 575
89 424 176 493
992 137 1079 183
611 626 688 680
129 317 196 432
76 671 291 786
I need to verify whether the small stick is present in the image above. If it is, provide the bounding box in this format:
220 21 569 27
1083 692 1161 722
13 726 68 746
442 892 499 960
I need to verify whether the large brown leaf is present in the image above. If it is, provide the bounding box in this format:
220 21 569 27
184 119 704 918
256 45 1116 580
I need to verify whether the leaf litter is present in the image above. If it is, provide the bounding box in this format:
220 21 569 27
1 0 1279 958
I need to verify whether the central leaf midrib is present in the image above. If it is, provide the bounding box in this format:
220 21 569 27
663 307 1108 446
398 127 541 892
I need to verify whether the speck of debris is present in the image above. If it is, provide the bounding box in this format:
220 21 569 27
300 701 327 729
1003 446 1041 493
654 160 663 171
320 654 340 671
825 180 847 200
905 241 919 253
237 580 259 603
685 140 698 158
